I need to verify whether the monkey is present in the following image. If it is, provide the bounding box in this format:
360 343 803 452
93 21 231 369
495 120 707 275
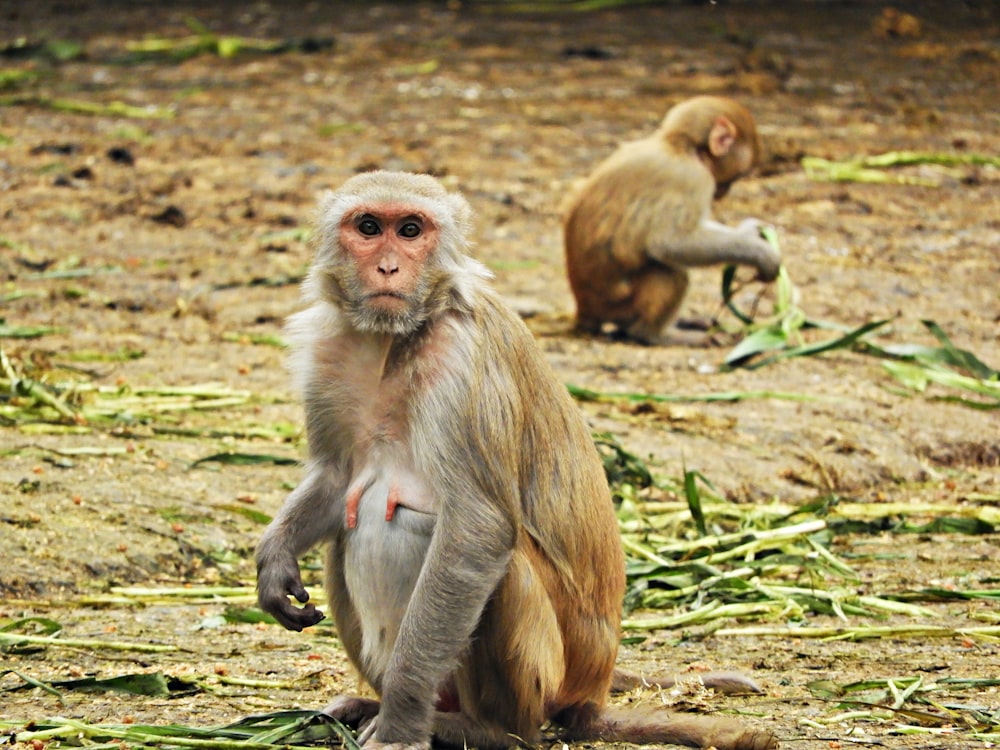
255 170 776 750
563 95 781 345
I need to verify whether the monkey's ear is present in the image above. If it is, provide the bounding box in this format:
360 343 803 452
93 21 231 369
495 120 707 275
707 116 738 157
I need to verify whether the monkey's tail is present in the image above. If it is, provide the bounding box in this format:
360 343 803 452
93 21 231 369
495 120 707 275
577 703 778 750
555 703 778 750
612 667 765 695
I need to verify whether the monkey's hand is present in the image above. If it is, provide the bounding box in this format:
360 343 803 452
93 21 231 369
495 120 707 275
356 716 430 750
256 557 326 631
736 218 781 282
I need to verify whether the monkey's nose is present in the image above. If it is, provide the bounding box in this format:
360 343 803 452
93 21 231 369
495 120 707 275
378 261 400 275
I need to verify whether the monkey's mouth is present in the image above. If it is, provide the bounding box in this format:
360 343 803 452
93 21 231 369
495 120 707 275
365 292 410 311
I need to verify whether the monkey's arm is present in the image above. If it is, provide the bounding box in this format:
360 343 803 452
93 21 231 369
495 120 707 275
649 219 781 281
255 463 342 631
372 346 520 747
374 482 516 745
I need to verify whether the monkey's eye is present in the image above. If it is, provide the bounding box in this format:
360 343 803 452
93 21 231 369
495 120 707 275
357 218 382 236
398 222 422 239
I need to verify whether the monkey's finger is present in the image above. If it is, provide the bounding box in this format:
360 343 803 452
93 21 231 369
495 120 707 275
357 716 379 746
293 603 325 627
290 584 311 603
275 602 325 631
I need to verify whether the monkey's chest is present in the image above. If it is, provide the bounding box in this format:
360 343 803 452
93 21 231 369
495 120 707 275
341 468 436 683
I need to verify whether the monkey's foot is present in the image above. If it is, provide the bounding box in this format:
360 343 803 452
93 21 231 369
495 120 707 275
323 695 381 728
352 715 431 750
361 742 429 750
674 315 715 332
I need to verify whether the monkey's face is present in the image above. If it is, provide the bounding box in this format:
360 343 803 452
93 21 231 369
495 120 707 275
331 204 440 335
709 138 759 200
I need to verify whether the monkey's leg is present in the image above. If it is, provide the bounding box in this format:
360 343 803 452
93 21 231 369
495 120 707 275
624 265 690 344
440 541 568 747
558 702 777 750
431 711 521 750
675 315 715 332
571 265 637 338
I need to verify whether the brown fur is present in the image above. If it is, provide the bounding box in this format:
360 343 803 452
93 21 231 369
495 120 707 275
256 171 776 750
564 96 781 344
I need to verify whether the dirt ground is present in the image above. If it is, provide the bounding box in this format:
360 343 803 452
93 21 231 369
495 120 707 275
1 1 998 748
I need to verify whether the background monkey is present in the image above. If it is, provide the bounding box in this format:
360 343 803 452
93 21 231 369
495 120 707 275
255 171 775 750
564 95 781 344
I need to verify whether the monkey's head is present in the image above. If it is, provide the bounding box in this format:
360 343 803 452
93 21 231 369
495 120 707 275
308 171 489 336
659 96 763 200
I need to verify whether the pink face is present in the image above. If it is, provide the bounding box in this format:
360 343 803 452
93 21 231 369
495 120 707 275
338 203 439 313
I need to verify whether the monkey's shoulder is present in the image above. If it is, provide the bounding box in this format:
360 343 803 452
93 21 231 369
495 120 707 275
594 138 713 193
566 147 714 244
465 292 556 370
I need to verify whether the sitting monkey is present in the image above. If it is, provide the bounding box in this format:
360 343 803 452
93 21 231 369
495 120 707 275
564 95 781 344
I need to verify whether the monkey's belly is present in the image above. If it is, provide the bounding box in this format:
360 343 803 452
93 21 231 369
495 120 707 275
343 477 435 685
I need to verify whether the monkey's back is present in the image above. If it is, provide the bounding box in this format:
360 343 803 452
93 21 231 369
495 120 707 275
564 136 715 326
448 290 626 731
